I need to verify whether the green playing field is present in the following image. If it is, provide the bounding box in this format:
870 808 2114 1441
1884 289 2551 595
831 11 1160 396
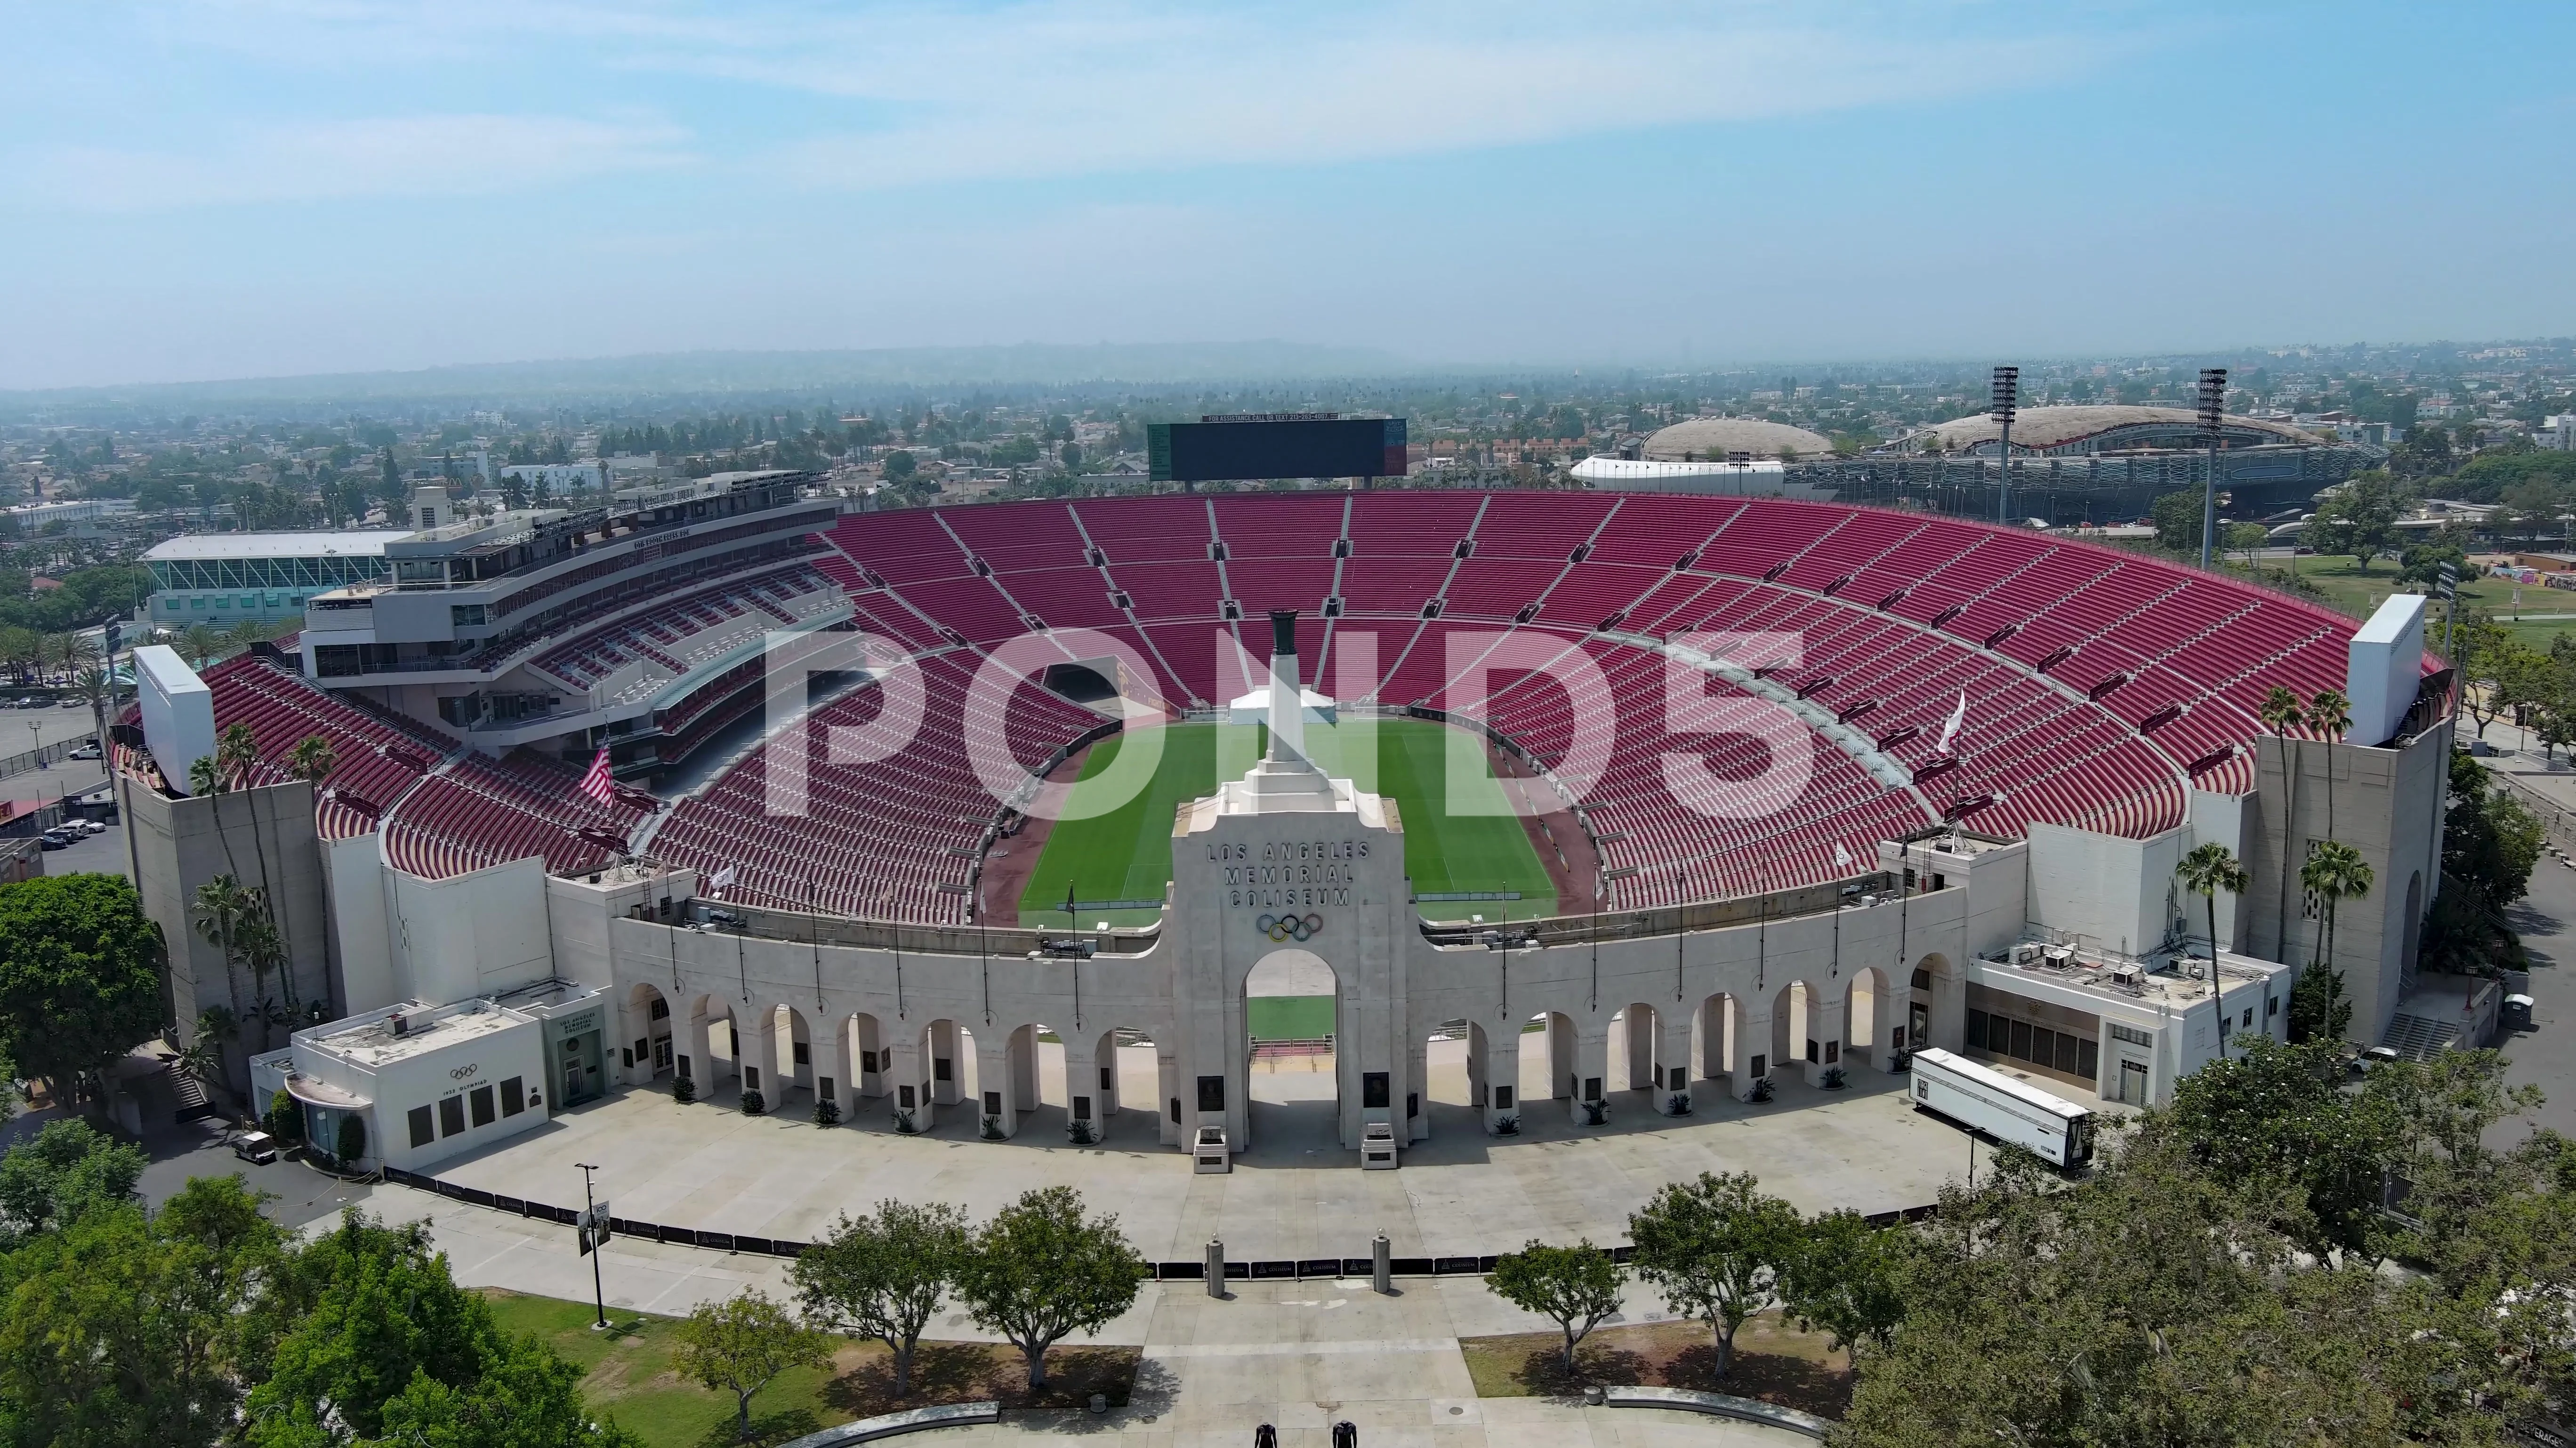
1015 719 1557 930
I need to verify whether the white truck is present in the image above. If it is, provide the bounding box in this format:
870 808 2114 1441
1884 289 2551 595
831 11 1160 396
1907 1047 2096 1167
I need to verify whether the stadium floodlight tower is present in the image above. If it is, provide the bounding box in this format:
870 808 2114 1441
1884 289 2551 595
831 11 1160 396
2198 367 2229 570
1989 366 2019 525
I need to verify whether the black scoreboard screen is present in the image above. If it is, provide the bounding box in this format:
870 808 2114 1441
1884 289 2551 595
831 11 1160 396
1147 414 1407 483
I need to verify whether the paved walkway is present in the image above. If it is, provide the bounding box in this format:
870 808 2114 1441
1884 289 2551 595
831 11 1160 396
365 1182 1817 1448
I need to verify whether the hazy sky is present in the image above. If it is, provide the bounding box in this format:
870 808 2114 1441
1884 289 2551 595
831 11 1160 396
2 1 2571 390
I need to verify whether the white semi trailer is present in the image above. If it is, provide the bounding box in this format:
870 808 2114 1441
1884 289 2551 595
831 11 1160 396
1907 1047 2096 1167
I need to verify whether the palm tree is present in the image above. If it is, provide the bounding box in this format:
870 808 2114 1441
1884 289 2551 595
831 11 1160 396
2295 841 2373 1045
215 723 293 1012
287 733 338 788
2175 843 2253 1058
2307 688 2353 843
191 875 253 1026
69 662 114 761
2258 687 2307 962
177 624 222 669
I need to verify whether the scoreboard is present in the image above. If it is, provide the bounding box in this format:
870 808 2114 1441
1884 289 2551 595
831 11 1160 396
1147 414 1407 484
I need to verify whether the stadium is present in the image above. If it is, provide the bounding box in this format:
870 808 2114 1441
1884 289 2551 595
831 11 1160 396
114 442 2455 1212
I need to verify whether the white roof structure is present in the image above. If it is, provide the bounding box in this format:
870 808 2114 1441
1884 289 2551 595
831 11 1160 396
143 529 412 562
1641 418 1835 461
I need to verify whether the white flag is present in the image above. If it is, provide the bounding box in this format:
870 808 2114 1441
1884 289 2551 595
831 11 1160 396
708 864 738 893
1937 689 1967 754
1835 843 1856 870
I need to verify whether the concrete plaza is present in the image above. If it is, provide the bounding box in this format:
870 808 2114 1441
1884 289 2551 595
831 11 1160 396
426 1030 2022 1263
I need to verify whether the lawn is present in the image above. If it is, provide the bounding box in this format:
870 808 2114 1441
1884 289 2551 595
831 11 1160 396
1457 1311 1850 1419
482 1290 1142 1448
1019 719 1556 929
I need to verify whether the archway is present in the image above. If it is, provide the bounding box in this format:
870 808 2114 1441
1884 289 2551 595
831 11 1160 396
1775 979 1849 1087
682 996 736 1104
621 983 674 1086
1424 1017 1509 1138
1614 1002 1686 1112
1242 947 1338 1157
1909 953 1956 1054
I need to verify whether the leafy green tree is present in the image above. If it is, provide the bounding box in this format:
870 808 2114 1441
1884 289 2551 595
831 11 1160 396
2149 489 2206 555
790 1200 968 1397
2305 470 2414 571
0 1175 283 1448
1775 1210 1908 1356
368 1334 641 1448
1627 1170 1803 1379
0 1118 146 1245
879 450 917 482
672 1288 831 1443
951 1186 1149 1389
2152 1038 2397 1262
2444 750 2545 911
1486 1239 1625 1371
245 1210 503 1443
0 873 165 1106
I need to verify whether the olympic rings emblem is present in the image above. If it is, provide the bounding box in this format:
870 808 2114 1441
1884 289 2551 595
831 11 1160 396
1256 913 1323 943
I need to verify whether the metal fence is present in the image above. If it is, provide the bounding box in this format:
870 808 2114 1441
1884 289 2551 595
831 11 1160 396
0 731 98 782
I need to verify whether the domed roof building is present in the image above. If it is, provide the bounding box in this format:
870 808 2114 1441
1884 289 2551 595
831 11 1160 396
1642 417 1836 462
1928 405 2319 457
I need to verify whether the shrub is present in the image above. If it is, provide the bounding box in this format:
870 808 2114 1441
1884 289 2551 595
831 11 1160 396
1581 1099 1609 1126
1066 1118 1096 1145
741 1089 766 1117
813 1096 842 1127
1748 1077 1775 1103
266 1088 303 1145
672 1075 698 1104
893 1108 919 1134
1493 1115 1521 1136
980 1114 1006 1141
1821 1065 1848 1090
1666 1091 1694 1116
335 1113 366 1166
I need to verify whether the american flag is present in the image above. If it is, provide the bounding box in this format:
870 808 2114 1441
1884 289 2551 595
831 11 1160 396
579 748 615 805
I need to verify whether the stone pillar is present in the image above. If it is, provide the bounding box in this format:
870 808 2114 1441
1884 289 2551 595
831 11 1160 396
1623 1007 1657 1096
746 1006 780 1100
1658 1008 1693 1113
1484 1030 1521 1134
1406 1030 1429 1143
976 1036 1018 1138
856 1015 885 1099
1010 1026 1039 1112
1548 1015 1575 1102
826 1018 855 1117
1696 996 1727 1084
886 1033 934 1132
1801 991 1848 1088
681 1002 713 1094
1572 1022 1611 1125
1092 1029 1124 1115
1729 1002 1772 1103
929 1019 960 1106
1157 1050 1180 1147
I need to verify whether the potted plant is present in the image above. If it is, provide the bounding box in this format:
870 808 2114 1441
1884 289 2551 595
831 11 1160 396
893 1107 919 1134
1492 1114 1521 1136
740 1088 767 1116
1748 1077 1775 1103
1580 1099 1609 1126
1665 1091 1693 1116
813 1096 841 1126
979 1113 1006 1140
1820 1065 1847 1091
672 1075 698 1104
1067 1118 1097 1145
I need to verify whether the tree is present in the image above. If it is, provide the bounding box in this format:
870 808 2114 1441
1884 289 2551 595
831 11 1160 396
0 873 166 1106
2302 838 2374 973
370 1333 642 1448
2308 688 2353 838
2453 614 2529 739
1775 1210 1908 1356
2305 470 2413 570
286 733 338 788
2153 1038 2398 1262
672 1288 832 1443
193 874 255 1036
2174 843 2250 1053
950 1186 1148 1389
1487 1239 1625 1372
880 450 917 482
1627 1171 1803 1379
0 1174 284 1447
2259 686 2307 958
2149 489 2206 555
790 1199 968 1397
0 1118 146 1244
2444 750 2544 912
246 1209 511 1443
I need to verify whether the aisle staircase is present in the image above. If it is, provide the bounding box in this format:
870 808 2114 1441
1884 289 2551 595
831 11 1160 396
2380 1010 2461 1062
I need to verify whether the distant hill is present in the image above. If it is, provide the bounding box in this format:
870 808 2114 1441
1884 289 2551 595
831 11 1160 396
0 341 1423 408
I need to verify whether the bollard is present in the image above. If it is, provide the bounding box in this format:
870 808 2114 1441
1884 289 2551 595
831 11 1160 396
1206 1238 1226 1298
1372 1233 1391 1294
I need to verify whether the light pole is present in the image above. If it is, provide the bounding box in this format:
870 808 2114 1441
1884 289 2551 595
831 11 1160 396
1990 366 2019 526
2198 367 2228 571
575 1161 608 1328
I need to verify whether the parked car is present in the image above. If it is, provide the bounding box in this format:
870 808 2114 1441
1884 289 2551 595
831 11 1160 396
38 831 70 850
67 742 101 760
228 1130 279 1165
2353 1045 2404 1073
76 818 107 836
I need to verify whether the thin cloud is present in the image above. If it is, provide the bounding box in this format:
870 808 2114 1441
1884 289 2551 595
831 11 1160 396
6 114 693 213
